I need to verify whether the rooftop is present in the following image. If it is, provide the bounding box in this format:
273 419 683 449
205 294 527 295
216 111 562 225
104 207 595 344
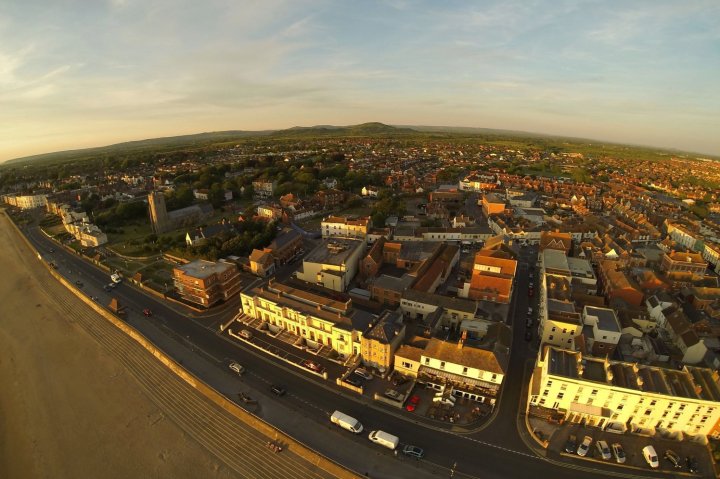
176 259 235 279
585 306 621 332
304 238 365 266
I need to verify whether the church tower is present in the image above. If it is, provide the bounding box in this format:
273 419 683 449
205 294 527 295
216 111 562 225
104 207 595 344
148 191 170 234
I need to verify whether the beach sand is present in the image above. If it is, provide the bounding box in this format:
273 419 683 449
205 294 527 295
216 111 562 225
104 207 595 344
0 214 237 479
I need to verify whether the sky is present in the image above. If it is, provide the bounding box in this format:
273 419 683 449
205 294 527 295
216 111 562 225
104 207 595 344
1 0 719 162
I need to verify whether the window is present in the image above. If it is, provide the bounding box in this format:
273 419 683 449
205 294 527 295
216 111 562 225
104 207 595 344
549 335 554 341
462 367 468 375
644 409 652 416
650 400 657 406
557 393 564 400
591 389 598 396
617 404 624 410
440 361 446 370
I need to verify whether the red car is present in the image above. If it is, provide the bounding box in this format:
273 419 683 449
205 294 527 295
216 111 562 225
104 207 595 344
406 395 420 412
143 308 153 317
528 289 534 297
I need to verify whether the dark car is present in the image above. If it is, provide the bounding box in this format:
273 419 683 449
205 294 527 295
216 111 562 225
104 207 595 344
143 308 153 317
392 375 408 386
270 385 287 396
524 330 533 341
685 456 699 473
344 375 362 387
402 445 425 459
75 280 84 287
103 285 112 292
664 449 681 468
564 434 577 454
49 248 55 253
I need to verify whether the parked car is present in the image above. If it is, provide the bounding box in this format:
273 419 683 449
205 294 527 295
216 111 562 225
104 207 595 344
611 443 626 464
238 392 256 404
344 375 363 387
384 389 403 401
75 280 84 287
577 436 592 457
664 449 681 468
596 440 611 460
354 368 373 380
524 330 533 341
401 445 425 459
302 359 325 373
642 445 659 468
392 375 408 387
527 307 533 315
103 284 112 292
228 362 245 374
270 384 287 396
406 395 420 412
685 455 699 473
239 329 253 340
143 308 153 317
528 288 534 297
564 434 577 454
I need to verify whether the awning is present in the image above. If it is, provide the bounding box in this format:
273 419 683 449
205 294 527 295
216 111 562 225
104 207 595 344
419 366 499 392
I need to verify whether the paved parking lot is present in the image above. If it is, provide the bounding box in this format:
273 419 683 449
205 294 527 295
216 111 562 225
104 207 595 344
544 421 715 478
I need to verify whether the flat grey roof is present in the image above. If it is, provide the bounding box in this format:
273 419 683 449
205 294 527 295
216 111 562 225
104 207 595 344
304 238 364 266
585 306 620 332
543 249 570 273
177 259 233 279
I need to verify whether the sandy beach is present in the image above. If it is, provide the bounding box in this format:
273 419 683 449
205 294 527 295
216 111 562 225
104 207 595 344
0 213 238 479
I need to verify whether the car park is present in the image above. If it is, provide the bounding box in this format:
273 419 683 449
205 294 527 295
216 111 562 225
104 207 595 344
642 445 659 468
354 368 373 380
228 362 245 374
577 436 592 457
611 443 626 464
685 455 699 473
143 308 153 317
596 440 611 460
664 449 681 468
402 445 424 459
406 395 420 412
270 384 287 396
564 435 577 454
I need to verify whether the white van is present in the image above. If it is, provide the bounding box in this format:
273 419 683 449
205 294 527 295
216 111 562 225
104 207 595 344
368 430 399 450
330 410 363 434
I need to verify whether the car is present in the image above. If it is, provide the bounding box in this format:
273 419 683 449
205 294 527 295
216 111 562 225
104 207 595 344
611 443 626 464
143 308 153 317
302 359 325 373
270 384 287 396
577 436 592 457
596 440 611 460
384 389 403 401
75 280 84 287
344 375 363 387
107 282 117 289
528 288 534 297
238 392 256 404
406 395 420 412
529 282 534 289
527 307 533 315
564 434 577 454
239 329 253 340
228 362 245 374
103 285 112 292
664 449 681 468
529 272 534 279
685 455 699 473
401 445 424 459
49 248 55 253
392 375 408 387
354 368 373 380
525 319 533 328
642 445 659 468
524 330 533 341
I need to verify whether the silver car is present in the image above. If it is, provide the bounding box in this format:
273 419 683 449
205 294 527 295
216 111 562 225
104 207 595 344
577 436 592 457
596 440 611 460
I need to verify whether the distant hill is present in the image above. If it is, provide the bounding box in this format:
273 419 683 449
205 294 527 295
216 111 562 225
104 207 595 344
273 122 417 137
4 130 273 166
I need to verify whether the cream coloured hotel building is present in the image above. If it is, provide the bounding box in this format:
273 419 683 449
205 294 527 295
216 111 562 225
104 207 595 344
530 346 720 440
